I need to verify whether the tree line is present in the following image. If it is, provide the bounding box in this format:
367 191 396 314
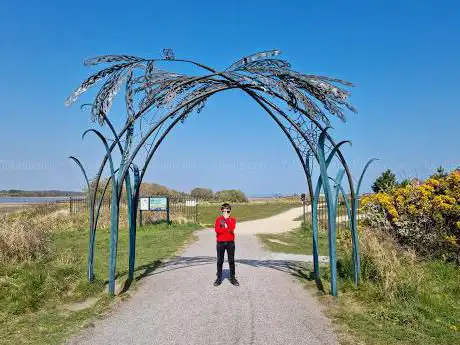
84 180 248 203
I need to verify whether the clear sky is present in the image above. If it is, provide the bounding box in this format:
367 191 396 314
0 0 459 196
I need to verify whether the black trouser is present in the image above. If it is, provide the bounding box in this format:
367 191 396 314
216 241 235 278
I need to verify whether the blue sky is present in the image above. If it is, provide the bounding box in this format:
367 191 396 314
0 0 459 196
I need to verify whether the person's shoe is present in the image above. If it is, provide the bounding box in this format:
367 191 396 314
230 277 240 286
213 278 222 286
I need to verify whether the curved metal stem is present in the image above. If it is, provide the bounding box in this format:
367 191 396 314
69 156 95 281
311 141 350 280
352 158 378 284
317 127 338 296
82 129 119 295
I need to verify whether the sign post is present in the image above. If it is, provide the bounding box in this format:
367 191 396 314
139 197 150 226
166 197 170 224
138 196 170 225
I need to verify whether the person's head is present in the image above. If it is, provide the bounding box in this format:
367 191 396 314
220 203 232 215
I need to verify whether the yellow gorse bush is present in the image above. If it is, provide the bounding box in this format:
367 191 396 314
362 170 460 263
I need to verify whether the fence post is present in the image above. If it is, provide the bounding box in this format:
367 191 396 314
166 197 170 224
195 198 198 223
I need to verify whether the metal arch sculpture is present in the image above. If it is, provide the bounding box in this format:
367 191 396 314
66 49 374 297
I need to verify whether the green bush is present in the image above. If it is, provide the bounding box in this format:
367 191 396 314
190 187 214 200
214 189 248 203
372 169 398 193
362 169 460 263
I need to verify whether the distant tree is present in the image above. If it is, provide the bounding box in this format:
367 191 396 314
137 183 187 199
430 166 448 179
399 179 411 188
215 189 248 203
140 182 170 197
190 187 214 200
83 180 190 202
372 169 398 193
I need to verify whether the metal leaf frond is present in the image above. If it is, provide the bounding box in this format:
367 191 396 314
66 49 357 157
84 55 143 66
65 62 134 106
226 50 282 71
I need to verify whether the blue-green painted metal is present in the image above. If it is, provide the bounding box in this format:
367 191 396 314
69 156 95 281
311 140 350 280
119 122 136 283
311 182 320 279
337 185 352 222
108 182 120 295
83 129 119 295
333 169 345 206
352 158 378 284
99 116 137 286
67 51 368 298
83 115 125 280
332 170 346 277
317 127 339 296
94 169 118 232
128 164 140 281
336 183 358 284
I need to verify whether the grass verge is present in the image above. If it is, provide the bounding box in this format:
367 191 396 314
257 222 328 256
257 222 460 345
0 221 201 345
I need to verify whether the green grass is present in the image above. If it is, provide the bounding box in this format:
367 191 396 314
0 222 201 345
197 201 301 225
331 260 460 345
257 223 460 345
257 222 329 256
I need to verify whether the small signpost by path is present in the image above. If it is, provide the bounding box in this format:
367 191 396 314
300 193 307 228
139 196 170 225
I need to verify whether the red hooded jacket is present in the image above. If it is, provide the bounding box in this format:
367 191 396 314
214 215 236 242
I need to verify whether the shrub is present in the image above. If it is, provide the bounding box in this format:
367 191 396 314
190 187 214 200
214 189 248 203
362 170 460 263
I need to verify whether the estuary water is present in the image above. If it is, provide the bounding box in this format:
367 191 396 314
0 196 72 204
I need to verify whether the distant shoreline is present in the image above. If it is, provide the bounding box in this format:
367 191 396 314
0 190 84 198
0 196 72 204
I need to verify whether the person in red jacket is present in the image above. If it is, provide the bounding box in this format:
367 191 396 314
214 203 239 286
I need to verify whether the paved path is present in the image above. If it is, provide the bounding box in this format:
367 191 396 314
67 206 337 345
